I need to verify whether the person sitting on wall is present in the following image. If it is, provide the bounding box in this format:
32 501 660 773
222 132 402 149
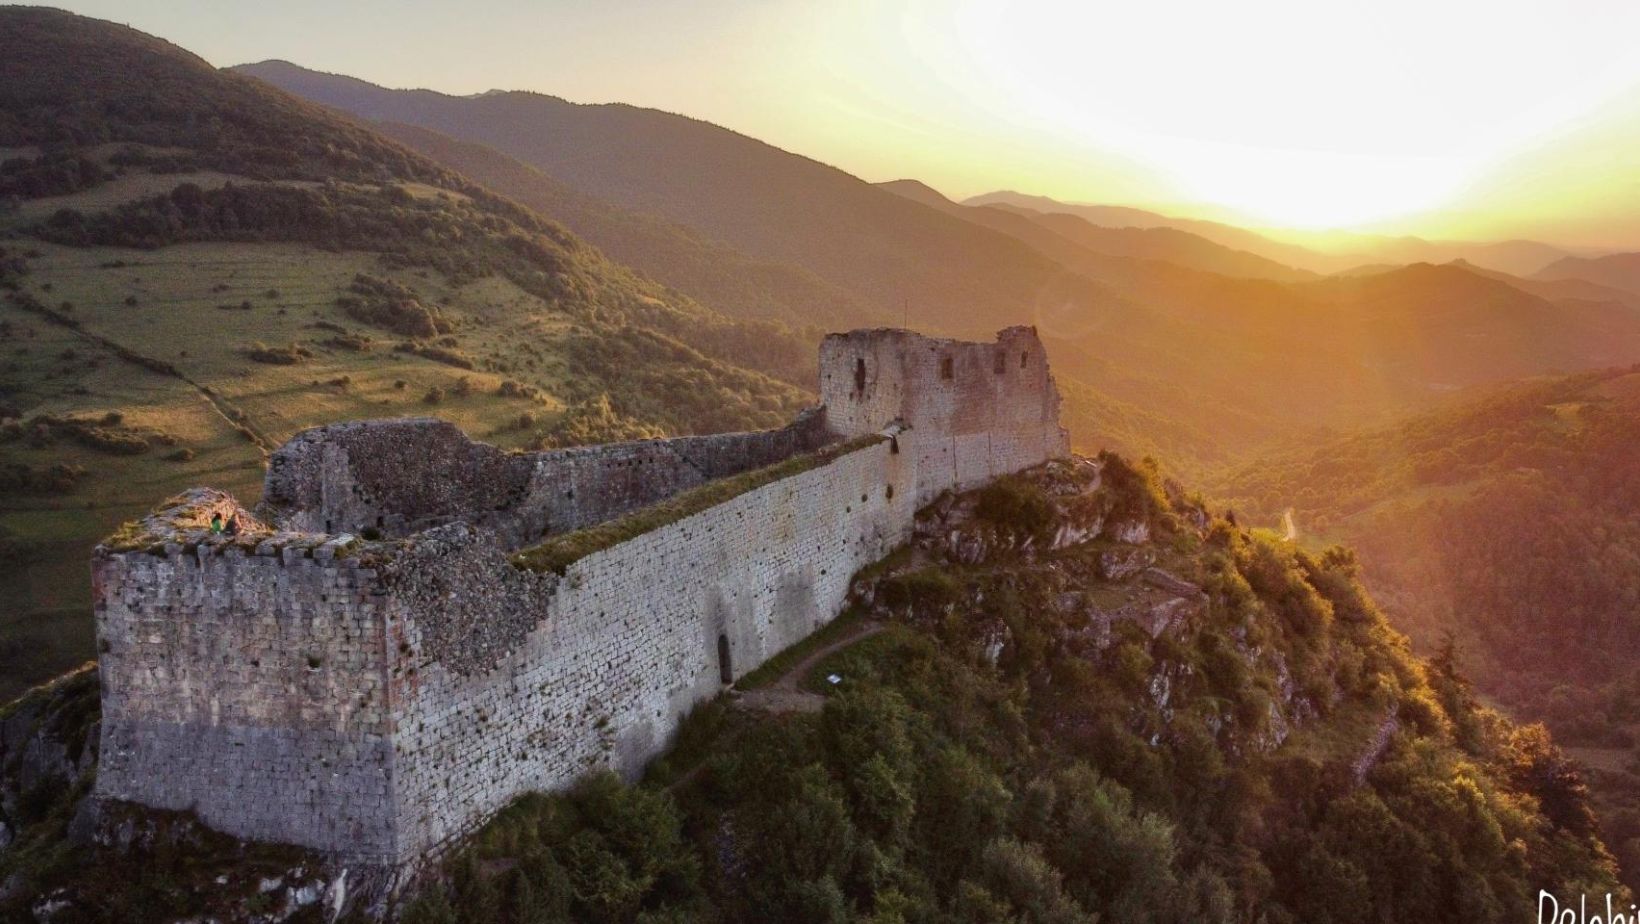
224 514 239 536
209 512 224 534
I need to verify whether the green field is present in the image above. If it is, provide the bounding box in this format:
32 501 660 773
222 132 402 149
4 239 630 698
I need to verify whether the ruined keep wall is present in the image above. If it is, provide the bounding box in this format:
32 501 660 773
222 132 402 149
820 326 1068 505
93 510 398 861
261 412 833 548
377 434 915 862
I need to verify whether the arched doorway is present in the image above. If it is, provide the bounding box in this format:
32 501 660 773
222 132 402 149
717 633 733 684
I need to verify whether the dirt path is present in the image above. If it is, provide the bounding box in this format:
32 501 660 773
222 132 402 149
665 620 886 793
732 620 886 714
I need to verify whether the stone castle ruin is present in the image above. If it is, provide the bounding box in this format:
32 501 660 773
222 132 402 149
91 326 1069 872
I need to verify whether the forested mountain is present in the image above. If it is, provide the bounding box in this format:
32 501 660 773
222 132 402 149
966 190 1580 277
372 121 877 332
1537 252 1640 296
877 179 1314 283
0 7 811 698
1214 367 1640 889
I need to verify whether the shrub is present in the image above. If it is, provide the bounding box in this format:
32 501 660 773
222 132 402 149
974 477 1055 537
338 274 453 338
321 333 372 352
0 461 85 494
243 341 312 365
395 341 474 369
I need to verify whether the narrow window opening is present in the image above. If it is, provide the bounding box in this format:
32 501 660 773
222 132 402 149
854 357 867 393
940 356 954 379
1020 351 1030 368
890 436 900 455
717 634 733 684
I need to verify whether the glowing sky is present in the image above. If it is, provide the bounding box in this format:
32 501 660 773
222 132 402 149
29 0 1640 242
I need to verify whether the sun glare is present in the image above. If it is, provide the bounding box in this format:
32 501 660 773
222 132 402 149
937 0 1640 232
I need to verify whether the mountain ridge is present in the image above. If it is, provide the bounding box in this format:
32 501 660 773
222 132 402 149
967 189 1586 277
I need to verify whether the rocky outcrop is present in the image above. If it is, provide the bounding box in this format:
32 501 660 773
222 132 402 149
0 667 98 853
913 457 1107 564
852 456 1330 765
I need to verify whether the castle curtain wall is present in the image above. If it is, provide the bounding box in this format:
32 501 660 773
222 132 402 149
91 326 1070 871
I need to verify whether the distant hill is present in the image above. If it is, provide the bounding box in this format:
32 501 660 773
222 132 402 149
1053 258 1640 448
880 180 1314 282
1293 262 1640 386
967 190 1579 276
1448 258 1640 311
1213 367 1640 890
965 189 1338 270
0 8 811 698
1537 252 1640 296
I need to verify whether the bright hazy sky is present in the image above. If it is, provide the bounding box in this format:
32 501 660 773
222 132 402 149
32 0 1640 243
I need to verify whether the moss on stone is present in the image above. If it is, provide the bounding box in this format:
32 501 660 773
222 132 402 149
511 433 887 575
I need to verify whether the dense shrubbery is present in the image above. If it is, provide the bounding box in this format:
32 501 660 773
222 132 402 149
0 151 109 200
529 394 665 450
4 412 158 455
394 341 475 370
338 273 454 338
973 476 1055 538
1215 367 1640 889
0 460 85 495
